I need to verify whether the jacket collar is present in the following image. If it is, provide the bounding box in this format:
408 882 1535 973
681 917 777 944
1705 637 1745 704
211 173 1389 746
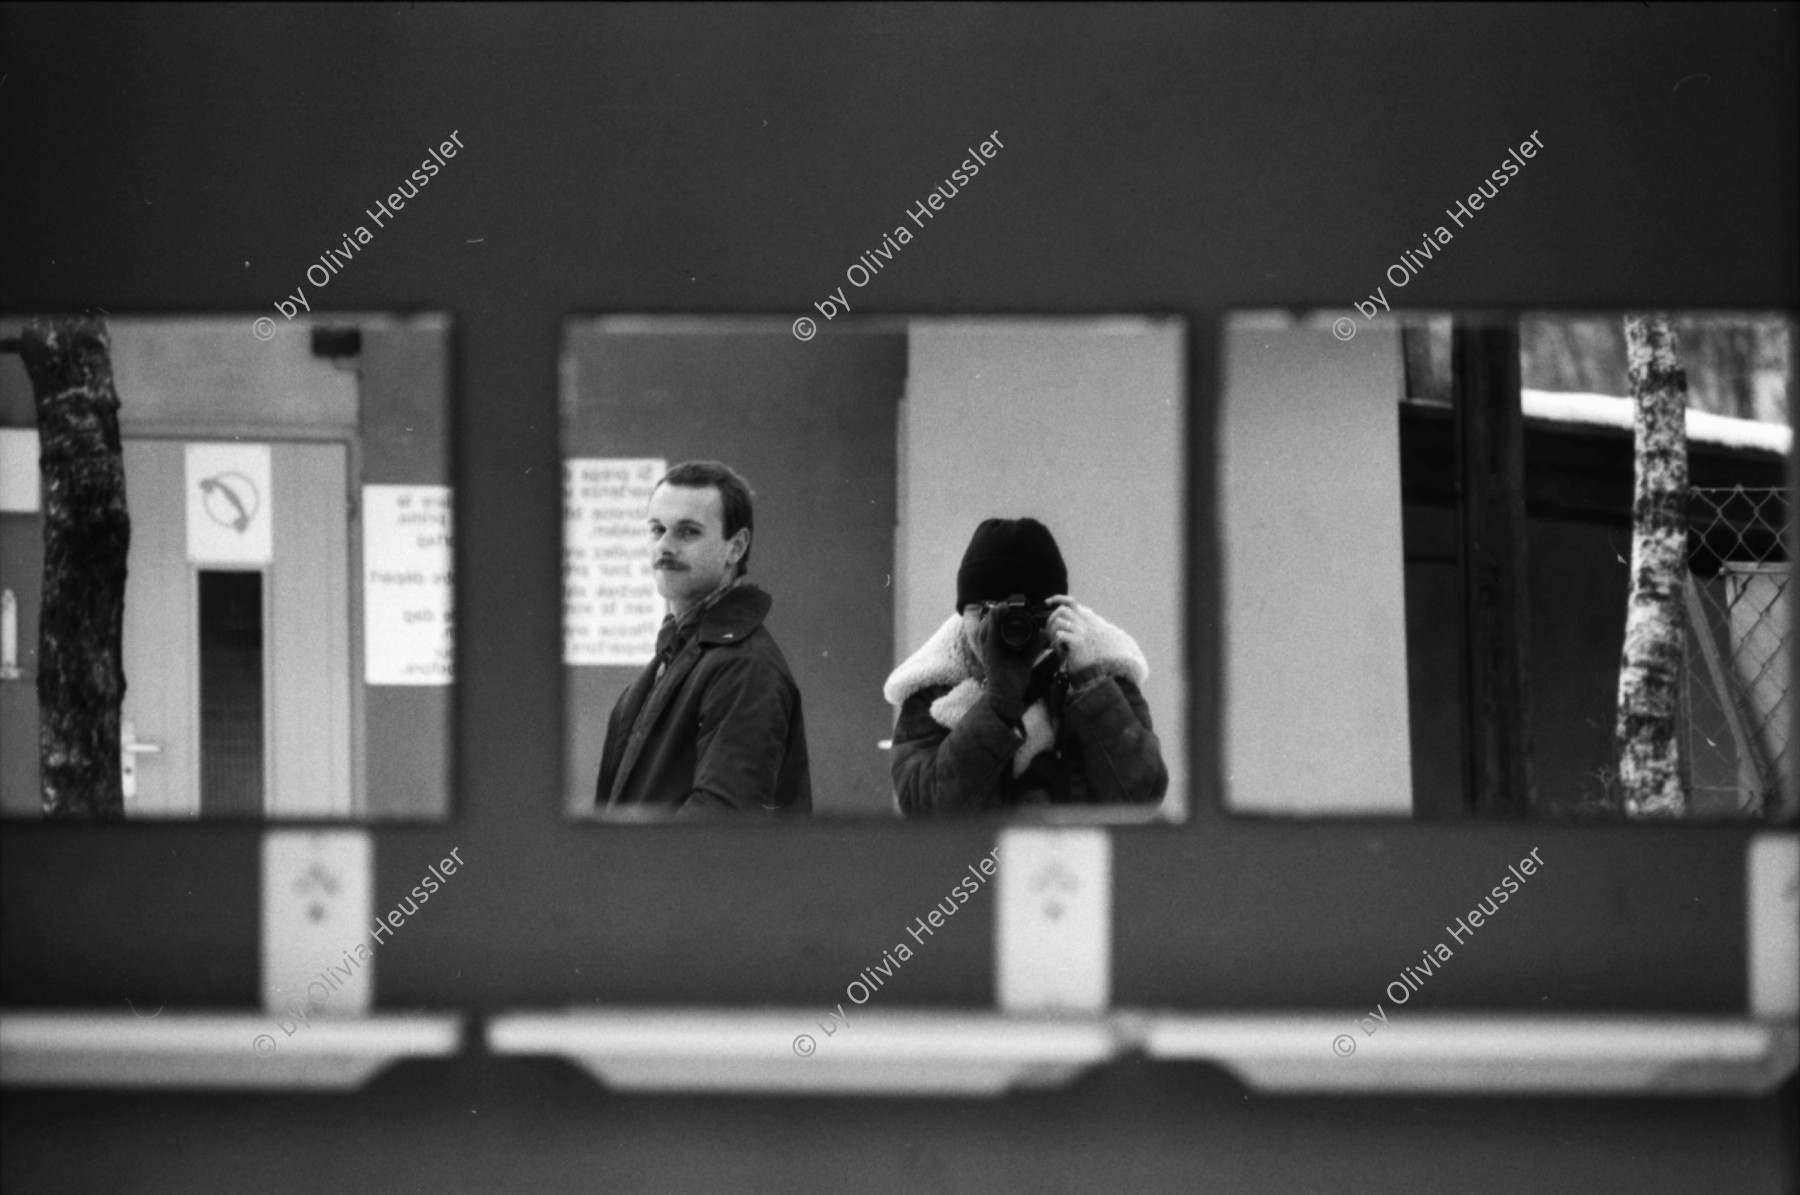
882 615 977 708
883 606 1149 710
690 580 772 646
883 607 1149 779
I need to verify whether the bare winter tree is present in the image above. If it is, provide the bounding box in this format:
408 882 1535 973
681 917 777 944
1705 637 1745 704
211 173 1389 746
17 316 130 819
1615 314 1688 818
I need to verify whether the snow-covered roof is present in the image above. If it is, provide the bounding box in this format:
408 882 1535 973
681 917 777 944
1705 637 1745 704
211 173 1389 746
1406 391 1790 453
1519 390 1789 455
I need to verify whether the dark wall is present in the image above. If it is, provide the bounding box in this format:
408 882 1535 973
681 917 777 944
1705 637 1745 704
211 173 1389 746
360 317 454 819
1405 503 1634 816
4 1063 1795 1195
1 324 48 811
1 4 1794 1193
0 517 42 810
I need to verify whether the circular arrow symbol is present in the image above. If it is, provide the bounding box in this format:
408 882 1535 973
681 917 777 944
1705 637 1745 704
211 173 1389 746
199 472 260 533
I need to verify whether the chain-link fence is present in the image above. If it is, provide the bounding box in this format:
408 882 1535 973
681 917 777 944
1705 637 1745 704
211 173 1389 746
1683 486 1792 818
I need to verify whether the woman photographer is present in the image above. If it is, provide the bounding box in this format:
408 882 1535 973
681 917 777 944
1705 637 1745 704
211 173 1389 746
883 518 1168 816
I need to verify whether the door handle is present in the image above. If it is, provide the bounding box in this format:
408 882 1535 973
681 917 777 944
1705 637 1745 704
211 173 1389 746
1 589 22 680
121 719 162 800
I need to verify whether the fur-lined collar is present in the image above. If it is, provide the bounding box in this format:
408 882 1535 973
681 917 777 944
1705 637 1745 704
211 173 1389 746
883 608 1149 777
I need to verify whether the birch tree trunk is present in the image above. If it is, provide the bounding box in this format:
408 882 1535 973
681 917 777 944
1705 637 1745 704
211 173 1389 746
1616 314 1689 818
19 316 130 820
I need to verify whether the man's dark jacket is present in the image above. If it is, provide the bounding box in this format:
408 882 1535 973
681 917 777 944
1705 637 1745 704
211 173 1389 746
883 609 1167 816
596 583 811 817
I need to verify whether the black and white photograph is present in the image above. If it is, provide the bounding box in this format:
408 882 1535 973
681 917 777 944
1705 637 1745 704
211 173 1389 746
1 315 454 821
1219 310 1795 822
1 5 1795 1194
560 317 1182 820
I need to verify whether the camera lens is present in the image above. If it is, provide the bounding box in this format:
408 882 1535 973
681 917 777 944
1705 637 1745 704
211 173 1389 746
996 607 1037 652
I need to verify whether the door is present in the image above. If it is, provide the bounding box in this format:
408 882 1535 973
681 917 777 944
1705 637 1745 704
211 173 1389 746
120 439 353 817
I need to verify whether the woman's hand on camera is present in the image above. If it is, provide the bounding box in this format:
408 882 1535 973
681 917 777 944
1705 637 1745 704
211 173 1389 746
1046 596 1102 674
977 609 1035 723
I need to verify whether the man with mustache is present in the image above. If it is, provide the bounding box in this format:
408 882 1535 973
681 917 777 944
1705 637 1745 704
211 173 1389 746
595 460 812 817
883 517 1167 816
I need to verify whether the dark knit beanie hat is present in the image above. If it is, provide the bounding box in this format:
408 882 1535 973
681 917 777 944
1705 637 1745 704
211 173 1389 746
955 517 1068 611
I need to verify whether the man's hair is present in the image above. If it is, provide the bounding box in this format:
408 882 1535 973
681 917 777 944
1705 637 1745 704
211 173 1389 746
657 460 755 575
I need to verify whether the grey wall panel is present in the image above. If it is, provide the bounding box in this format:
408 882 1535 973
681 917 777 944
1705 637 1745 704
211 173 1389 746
269 442 353 817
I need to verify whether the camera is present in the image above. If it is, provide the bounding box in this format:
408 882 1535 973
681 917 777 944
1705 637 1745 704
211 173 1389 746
986 593 1050 656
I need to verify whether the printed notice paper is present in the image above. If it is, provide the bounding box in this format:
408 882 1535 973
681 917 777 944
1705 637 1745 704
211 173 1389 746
363 485 453 685
564 458 664 665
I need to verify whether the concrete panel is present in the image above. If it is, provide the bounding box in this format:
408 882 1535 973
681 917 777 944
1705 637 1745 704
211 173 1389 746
109 319 357 434
269 443 353 817
1220 314 1412 815
120 440 199 817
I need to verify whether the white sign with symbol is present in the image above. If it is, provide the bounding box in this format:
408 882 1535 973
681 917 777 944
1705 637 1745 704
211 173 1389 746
262 830 372 1017
563 458 666 665
996 827 1111 1013
185 443 272 564
363 485 454 685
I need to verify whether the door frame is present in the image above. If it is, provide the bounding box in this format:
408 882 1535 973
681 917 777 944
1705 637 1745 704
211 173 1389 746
120 425 365 819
